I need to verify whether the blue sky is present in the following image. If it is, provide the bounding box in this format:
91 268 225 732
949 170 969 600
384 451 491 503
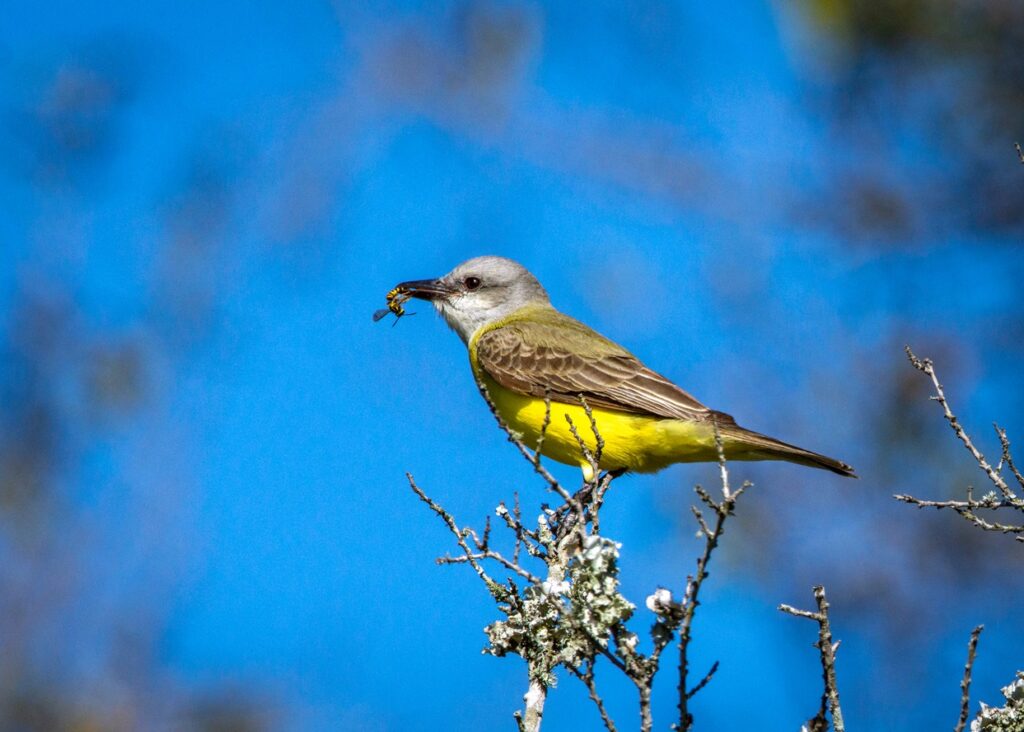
3 1 1023 730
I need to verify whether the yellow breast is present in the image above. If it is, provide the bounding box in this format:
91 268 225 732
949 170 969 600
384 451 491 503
473 370 721 479
467 316 730 479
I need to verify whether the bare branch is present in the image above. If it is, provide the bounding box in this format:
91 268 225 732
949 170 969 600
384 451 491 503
905 347 1014 498
438 551 542 584
955 625 984 732
899 348 1024 540
534 392 553 465
779 585 845 732
476 381 568 499
676 452 748 731
690 504 713 539
481 515 492 550
413 345 1016 732
514 709 526 732
996 425 1024 490
496 498 544 562
407 473 500 594
686 660 720 700
1016 141 1024 164
588 468 620 535
778 604 823 622
567 661 619 732
564 412 598 479
580 395 605 468
905 348 1007 493
894 493 1024 537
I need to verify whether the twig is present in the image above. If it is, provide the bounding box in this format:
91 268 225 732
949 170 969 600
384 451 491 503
496 496 544 564
476 380 621 542
778 604 821 622
580 395 605 468
438 552 542 584
894 492 1024 536
996 425 1024 490
408 473 500 593
779 585 845 732
564 412 598 480
534 392 553 465
893 493 1016 511
686 661 720 700
905 347 1013 498
481 515 492 549
557 407 622 541
1016 142 1024 164
814 586 844 732
676 451 748 731
477 382 568 499
954 625 984 732
899 348 1024 541
567 661 618 732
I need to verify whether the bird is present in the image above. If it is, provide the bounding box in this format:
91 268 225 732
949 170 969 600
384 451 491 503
386 255 855 481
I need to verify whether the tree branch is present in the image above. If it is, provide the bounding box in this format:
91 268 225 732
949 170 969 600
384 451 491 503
414 382 748 731
955 625 984 732
408 473 502 594
779 585 845 732
676 441 747 731
899 348 1024 541
567 660 618 732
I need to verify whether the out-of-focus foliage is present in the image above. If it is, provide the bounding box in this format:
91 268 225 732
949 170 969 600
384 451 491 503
0 44 268 731
5 44 138 187
792 0 1024 240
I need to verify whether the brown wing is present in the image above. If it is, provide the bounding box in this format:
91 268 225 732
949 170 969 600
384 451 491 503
474 314 727 423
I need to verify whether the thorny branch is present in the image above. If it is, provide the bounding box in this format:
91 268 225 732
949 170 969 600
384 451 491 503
779 585 845 732
955 625 984 732
897 348 1024 541
409 388 746 731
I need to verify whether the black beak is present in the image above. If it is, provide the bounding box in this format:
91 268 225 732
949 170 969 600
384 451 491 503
394 278 453 301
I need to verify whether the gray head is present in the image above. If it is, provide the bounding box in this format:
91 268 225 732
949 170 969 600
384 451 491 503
393 255 550 342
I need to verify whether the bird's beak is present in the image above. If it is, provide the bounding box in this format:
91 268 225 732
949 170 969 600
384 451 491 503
394 278 453 301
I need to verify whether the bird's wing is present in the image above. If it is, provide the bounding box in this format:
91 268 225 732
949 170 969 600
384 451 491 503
474 314 724 423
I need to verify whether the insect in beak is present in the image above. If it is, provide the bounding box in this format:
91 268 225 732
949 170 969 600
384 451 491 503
373 278 452 324
373 285 414 324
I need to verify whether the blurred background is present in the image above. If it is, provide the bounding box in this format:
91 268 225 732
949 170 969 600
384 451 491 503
2 0 1023 729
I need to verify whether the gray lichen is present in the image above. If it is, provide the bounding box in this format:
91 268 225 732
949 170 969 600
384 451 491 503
483 532 635 686
972 672 1024 732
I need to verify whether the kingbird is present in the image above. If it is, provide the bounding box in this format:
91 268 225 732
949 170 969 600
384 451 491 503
390 255 855 480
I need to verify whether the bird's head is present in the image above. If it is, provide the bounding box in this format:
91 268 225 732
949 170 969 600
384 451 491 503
394 255 549 342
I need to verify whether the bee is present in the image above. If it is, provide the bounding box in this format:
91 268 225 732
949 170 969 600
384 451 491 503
373 286 413 324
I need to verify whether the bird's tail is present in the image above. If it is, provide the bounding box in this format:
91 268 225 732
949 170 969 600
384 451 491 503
718 424 857 478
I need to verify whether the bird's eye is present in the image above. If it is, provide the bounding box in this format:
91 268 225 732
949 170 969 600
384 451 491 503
464 276 482 291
